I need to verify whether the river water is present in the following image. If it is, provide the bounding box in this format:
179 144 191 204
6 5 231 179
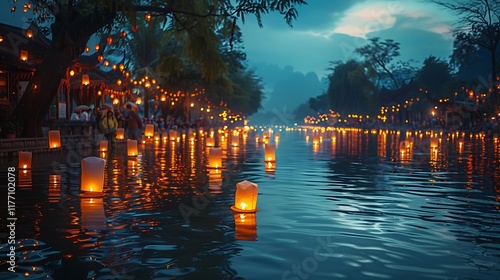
0 128 499 280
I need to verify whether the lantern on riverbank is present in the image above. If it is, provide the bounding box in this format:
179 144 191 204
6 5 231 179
208 147 222 169
264 143 276 162
116 128 125 140
80 198 106 230
127 140 138 156
231 180 258 213
234 213 257 241
99 140 108 152
145 124 154 138
80 156 106 196
18 151 32 169
48 130 61 149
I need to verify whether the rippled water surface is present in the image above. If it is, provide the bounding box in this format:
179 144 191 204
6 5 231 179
0 129 499 280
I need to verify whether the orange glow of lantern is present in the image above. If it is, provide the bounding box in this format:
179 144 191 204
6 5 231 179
208 168 223 194
116 128 125 140
107 36 113 45
18 151 32 169
430 137 439 150
26 29 33 38
84 46 90 53
80 156 106 196
231 180 258 213
94 44 100 51
145 13 152 22
20 50 28 61
231 135 239 147
265 161 275 174
82 74 90 85
234 213 257 241
99 140 108 152
208 147 222 169
127 140 138 156
206 137 215 147
145 124 154 138
97 55 103 62
80 198 106 230
48 130 61 148
169 129 178 141
48 174 61 203
264 143 276 162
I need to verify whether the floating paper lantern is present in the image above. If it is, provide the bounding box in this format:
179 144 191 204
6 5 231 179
264 143 276 162
208 147 222 169
145 124 154 138
206 137 215 147
80 156 106 196
18 151 32 169
80 198 106 230
116 128 125 139
82 74 90 86
48 130 61 149
234 213 257 241
99 139 108 152
231 135 239 147
127 140 138 156
430 137 439 150
231 180 258 213
169 129 178 141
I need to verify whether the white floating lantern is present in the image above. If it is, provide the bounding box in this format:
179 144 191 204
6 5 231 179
264 143 276 162
99 139 108 152
208 147 222 169
18 151 32 169
80 156 106 196
231 180 258 213
48 130 61 149
145 124 154 138
127 140 138 156
80 198 106 230
116 128 125 140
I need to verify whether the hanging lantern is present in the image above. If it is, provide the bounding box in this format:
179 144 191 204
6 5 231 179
18 151 32 169
116 128 125 140
160 94 167 102
144 124 154 138
103 60 109 68
127 139 138 156
48 174 61 203
82 74 90 86
106 36 113 45
231 180 258 213
26 29 33 38
145 13 152 22
80 198 106 230
48 130 61 148
208 147 222 169
20 50 28 61
85 46 90 53
205 137 215 147
94 44 100 51
80 156 106 196
99 139 108 152
234 213 257 241
97 55 103 62
264 143 276 162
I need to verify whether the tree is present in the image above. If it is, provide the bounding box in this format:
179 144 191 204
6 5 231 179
432 0 500 110
354 37 401 89
415 56 455 100
326 60 377 116
10 0 307 137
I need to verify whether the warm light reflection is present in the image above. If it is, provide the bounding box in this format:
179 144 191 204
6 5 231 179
80 198 106 230
234 213 257 241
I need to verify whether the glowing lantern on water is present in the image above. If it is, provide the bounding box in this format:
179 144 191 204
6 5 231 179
145 124 154 138
127 140 138 156
81 74 90 86
80 156 106 196
231 135 239 147
20 50 28 61
231 180 258 213
208 147 222 169
169 129 178 141
99 140 108 152
264 143 276 162
263 131 269 139
430 137 439 150
312 136 320 145
18 151 32 169
116 128 125 140
80 198 106 230
206 137 215 147
234 213 257 241
48 130 61 148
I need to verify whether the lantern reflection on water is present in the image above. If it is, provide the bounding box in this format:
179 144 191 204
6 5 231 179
265 161 275 174
234 213 257 241
48 174 61 203
80 198 106 230
208 168 223 194
80 156 106 196
231 180 258 213
18 151 32 169
18 169 32 188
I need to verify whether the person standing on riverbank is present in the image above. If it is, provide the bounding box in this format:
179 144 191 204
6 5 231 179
101 110 118 149
126 104 143 140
